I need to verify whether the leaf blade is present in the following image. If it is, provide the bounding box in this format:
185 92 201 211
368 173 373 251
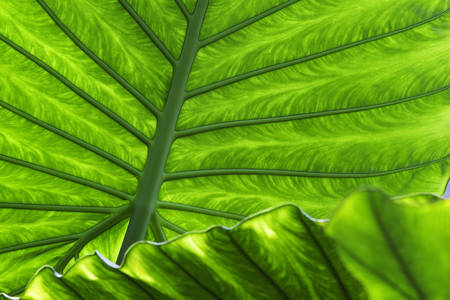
10 205 362 299
327 188 450 299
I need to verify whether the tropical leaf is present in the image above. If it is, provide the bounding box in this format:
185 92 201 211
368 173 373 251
327 188 450 300
4 188 447 299
0 0 449 293
1 204 365 300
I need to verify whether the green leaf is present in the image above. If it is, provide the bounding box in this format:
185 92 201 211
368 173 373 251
3 205 365 300
327 188 450 300
6 188 447 299
0 0 449 293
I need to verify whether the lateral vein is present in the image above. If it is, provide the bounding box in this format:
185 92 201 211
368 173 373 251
157 201 244 220
336 242 416 299
187 9 448 98
299 215 352 299
150 213 167 242
226 231 289 299
0 33 151 145
158 214 187 234
0 99 141 177
156 247 223 299
54 205 131 272
0 202 121 213
176 85 449 137
0 234 79 255
36 0 162 118
0 153 133 200
118 0 177 65
199 0 299 47
175 0 192 21
370 200 427 299
164 154 450 180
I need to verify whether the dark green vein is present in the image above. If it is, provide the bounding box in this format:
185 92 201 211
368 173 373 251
370 200 426 299
118 0 177 64
0 154 133 200
336 244 415 300
157 201 244 220
0 202 121 214
226 231 289 299
7 287 25 297
117 0 209 263
175 0 192 21
0 33 150 145
95 262 155 299
0 99 141 177
187 9 448 98
177 85 449 137
36 0 162 118
54 205 131 272
114 271 157 300
0 235 77 255
158 214 187 234
58 280 85 300
150 213 167 242
199 0 298 47
165 154 450 180
157 247 222 300
299 216 352 299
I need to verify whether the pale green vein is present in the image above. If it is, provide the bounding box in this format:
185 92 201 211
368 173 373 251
199 0 298 47
36 0 162 118
370 200 426 299
0 99 141 177
0 234 78 255
157 213 187 234
0 202 122 214
118 0 177 64
0 154 133 200
165 154 450 180
225 231 289 299
54 205 131 272
177 86 449 137
0 33 151 145
299 215 352 299
175 0 192 21
157 201 245 221
187 9 448 98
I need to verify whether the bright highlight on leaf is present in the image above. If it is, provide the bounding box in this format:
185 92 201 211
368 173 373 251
4 203 363 300
4 188 448 299
0 0 449 294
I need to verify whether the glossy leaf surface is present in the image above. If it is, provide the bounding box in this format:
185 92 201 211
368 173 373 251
328 189 450 300
0 0 449 293
3 205 364 300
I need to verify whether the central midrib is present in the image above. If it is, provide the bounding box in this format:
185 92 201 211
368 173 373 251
117 0 209 263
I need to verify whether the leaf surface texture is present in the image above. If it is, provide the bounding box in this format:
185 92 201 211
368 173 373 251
0 0 449 293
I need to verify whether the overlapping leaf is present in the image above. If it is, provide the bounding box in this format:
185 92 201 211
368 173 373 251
4 188 448 299
2 204 364 300
0 0 449 293
328 189 450 300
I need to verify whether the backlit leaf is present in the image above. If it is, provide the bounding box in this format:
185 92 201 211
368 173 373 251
0 0 448 293
327 188 450 300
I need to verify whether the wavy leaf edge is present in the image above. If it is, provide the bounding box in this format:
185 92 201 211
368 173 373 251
2 186 448 299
